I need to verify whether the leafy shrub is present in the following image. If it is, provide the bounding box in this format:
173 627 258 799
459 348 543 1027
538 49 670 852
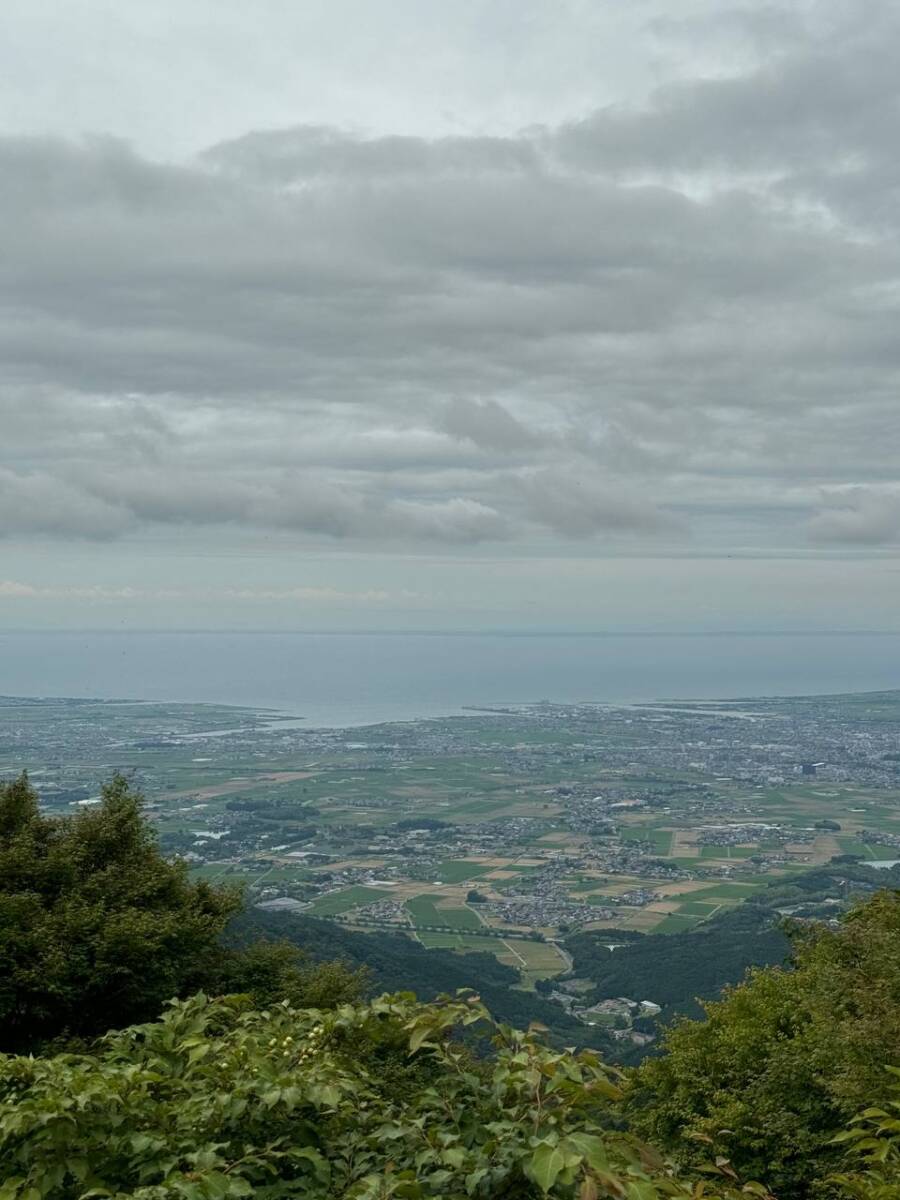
830 1072 900 1199
627 891 900 1199
0 992 774 1200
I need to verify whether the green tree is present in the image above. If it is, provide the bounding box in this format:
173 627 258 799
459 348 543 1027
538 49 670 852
0 772 244 1052
0 773 368 1054
627 891 900 1199
212 938 367 1010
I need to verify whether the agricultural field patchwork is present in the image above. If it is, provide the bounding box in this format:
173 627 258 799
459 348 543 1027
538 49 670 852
6 689 900 986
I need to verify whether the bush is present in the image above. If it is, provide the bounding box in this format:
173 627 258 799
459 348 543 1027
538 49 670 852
0 991 781 1200
627 891 900 1199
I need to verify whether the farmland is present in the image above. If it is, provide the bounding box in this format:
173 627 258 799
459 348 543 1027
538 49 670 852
5 688 900 994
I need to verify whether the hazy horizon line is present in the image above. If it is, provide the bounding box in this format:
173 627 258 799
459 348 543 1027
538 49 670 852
3 628 900 639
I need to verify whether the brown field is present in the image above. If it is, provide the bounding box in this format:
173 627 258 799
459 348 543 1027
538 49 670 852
671 830 699 856
167 770 315 800
605 909 663 931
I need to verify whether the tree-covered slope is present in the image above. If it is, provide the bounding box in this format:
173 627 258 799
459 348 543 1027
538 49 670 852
565 904 791 1020
231 907 605 1048
564 862 900 1027
627 890 900 1199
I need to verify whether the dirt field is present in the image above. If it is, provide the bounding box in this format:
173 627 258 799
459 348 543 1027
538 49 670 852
167 770 315 801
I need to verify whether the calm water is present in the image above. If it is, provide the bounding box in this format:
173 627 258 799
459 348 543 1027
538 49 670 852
2 631 899 727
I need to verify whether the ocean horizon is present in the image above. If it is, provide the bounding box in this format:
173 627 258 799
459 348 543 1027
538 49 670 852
2 629 899 728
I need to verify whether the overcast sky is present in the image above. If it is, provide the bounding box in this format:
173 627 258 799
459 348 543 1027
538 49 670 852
2 0 899 631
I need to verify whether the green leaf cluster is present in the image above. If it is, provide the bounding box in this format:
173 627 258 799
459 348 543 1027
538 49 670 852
0 991 772 1200
830 1071 900 1199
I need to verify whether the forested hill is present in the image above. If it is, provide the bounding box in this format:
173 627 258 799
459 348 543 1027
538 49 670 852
231 908 609 1047
565 903 790 1022
562 858 900 1029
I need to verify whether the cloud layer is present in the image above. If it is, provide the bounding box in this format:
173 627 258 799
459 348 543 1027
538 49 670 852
2 0 899 558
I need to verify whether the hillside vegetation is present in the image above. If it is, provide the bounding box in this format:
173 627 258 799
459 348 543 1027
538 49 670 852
3 772 900 1197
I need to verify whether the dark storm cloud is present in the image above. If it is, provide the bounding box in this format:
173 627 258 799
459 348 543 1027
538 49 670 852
1 0 898 551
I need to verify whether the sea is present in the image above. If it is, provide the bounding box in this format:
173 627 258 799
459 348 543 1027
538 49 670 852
1 630 899 728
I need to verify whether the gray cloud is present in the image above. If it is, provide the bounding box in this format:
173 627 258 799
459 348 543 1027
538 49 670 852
1 0 899 560
808 490 900 546
440 398 542 452
0 469 132 539
515 470 680 538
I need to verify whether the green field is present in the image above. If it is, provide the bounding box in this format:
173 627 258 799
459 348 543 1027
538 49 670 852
699 845 759 859
415 931 497 951
863 844 900 861
504 939 570 986
406 895 484 929
675 900 721 916
307 885 391 916
620 827 673 855
682 882 762 902
414 930 567 987
654 912 704 934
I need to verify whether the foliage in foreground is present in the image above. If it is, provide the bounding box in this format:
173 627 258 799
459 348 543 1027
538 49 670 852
828 1071 900 1199
627 891 900 1199
0 991 778 1200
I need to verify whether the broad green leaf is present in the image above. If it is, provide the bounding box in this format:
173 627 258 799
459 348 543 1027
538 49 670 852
527 1142 569 1193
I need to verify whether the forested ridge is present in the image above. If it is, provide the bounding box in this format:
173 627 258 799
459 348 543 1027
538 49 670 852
234 909 608 1049
3 772 900 1199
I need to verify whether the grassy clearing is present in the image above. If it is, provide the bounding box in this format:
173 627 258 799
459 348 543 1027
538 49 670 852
511 939 569 976
863 843 900 860
838 837 870 857
413 930 568 988
619 827 673 855
415 931 499 952
699 845 759 859
653 912 704 934
676 900 720 916
188 864 232 883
